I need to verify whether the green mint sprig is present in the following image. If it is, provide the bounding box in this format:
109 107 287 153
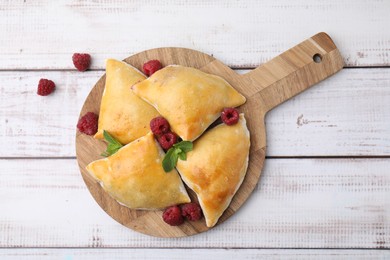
101 130 123 157
162 141 193 172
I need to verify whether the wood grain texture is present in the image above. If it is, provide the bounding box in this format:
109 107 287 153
0 0 389 69
1 68 390 157
75 33 343 237
0 249 389 260
1 158 389 248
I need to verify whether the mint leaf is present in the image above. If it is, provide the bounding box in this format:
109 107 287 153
101 130 123 157
162 141 193 172
162 148 179 172
178 152 187 161
173 141 193 153
107 144 121 154
103 130 122 146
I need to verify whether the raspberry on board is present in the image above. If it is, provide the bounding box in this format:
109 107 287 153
181 202 203 221
143 60 162 76
150 116 170 136
221 107 239 125
162 205 184 226
77 112 98 135
37 78 56 96
158 132 178 150
72 53 91 72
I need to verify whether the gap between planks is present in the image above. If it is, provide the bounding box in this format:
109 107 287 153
0 248 389 260
0 66 389 72
2 156 390 160
0 247 389 250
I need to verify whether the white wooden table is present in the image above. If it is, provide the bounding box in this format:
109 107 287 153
1 1 389 259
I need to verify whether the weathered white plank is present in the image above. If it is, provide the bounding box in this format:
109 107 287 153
0 71 95 157
0 249 389 260
1 158 389 248
266 68 390 156
0 0 389 69
1 68 389 157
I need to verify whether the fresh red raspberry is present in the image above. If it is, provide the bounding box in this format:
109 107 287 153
158 132 178 150
143 60 162 76
150 116 170 136
77 112 98 135
162 205 184 226
37 78 55 96
181 202 203 221
72 53 91 72
221 107 239 125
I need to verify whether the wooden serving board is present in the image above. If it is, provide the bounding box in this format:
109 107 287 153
76 32 344 237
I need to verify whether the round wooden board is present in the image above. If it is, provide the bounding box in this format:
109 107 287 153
75 47 267 237
76 34 343 237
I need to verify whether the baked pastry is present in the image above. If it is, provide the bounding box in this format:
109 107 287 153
94 59 160 144
176 114 250 227
86 132 191 209
132 65 246 141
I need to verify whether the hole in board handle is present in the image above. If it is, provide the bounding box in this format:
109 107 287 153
313 53 322 63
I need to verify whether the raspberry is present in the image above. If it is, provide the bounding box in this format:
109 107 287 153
143 60 162 76
72 53 91 72
37 78 55 96
158 132 178 150
77 112 98 135
150 116 170 136
181 202 202 221
162 205 184 226
221 107 239 125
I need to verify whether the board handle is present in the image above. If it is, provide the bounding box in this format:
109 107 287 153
244 32 344 113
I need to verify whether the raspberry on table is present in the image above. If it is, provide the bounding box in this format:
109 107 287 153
150 116 170 136
77 112 98 135
158 132 178 150
143 60 162 76
72 53 91 72
221 107 239 125
181 202 203 221
162 205 184 226
37 78 56 96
